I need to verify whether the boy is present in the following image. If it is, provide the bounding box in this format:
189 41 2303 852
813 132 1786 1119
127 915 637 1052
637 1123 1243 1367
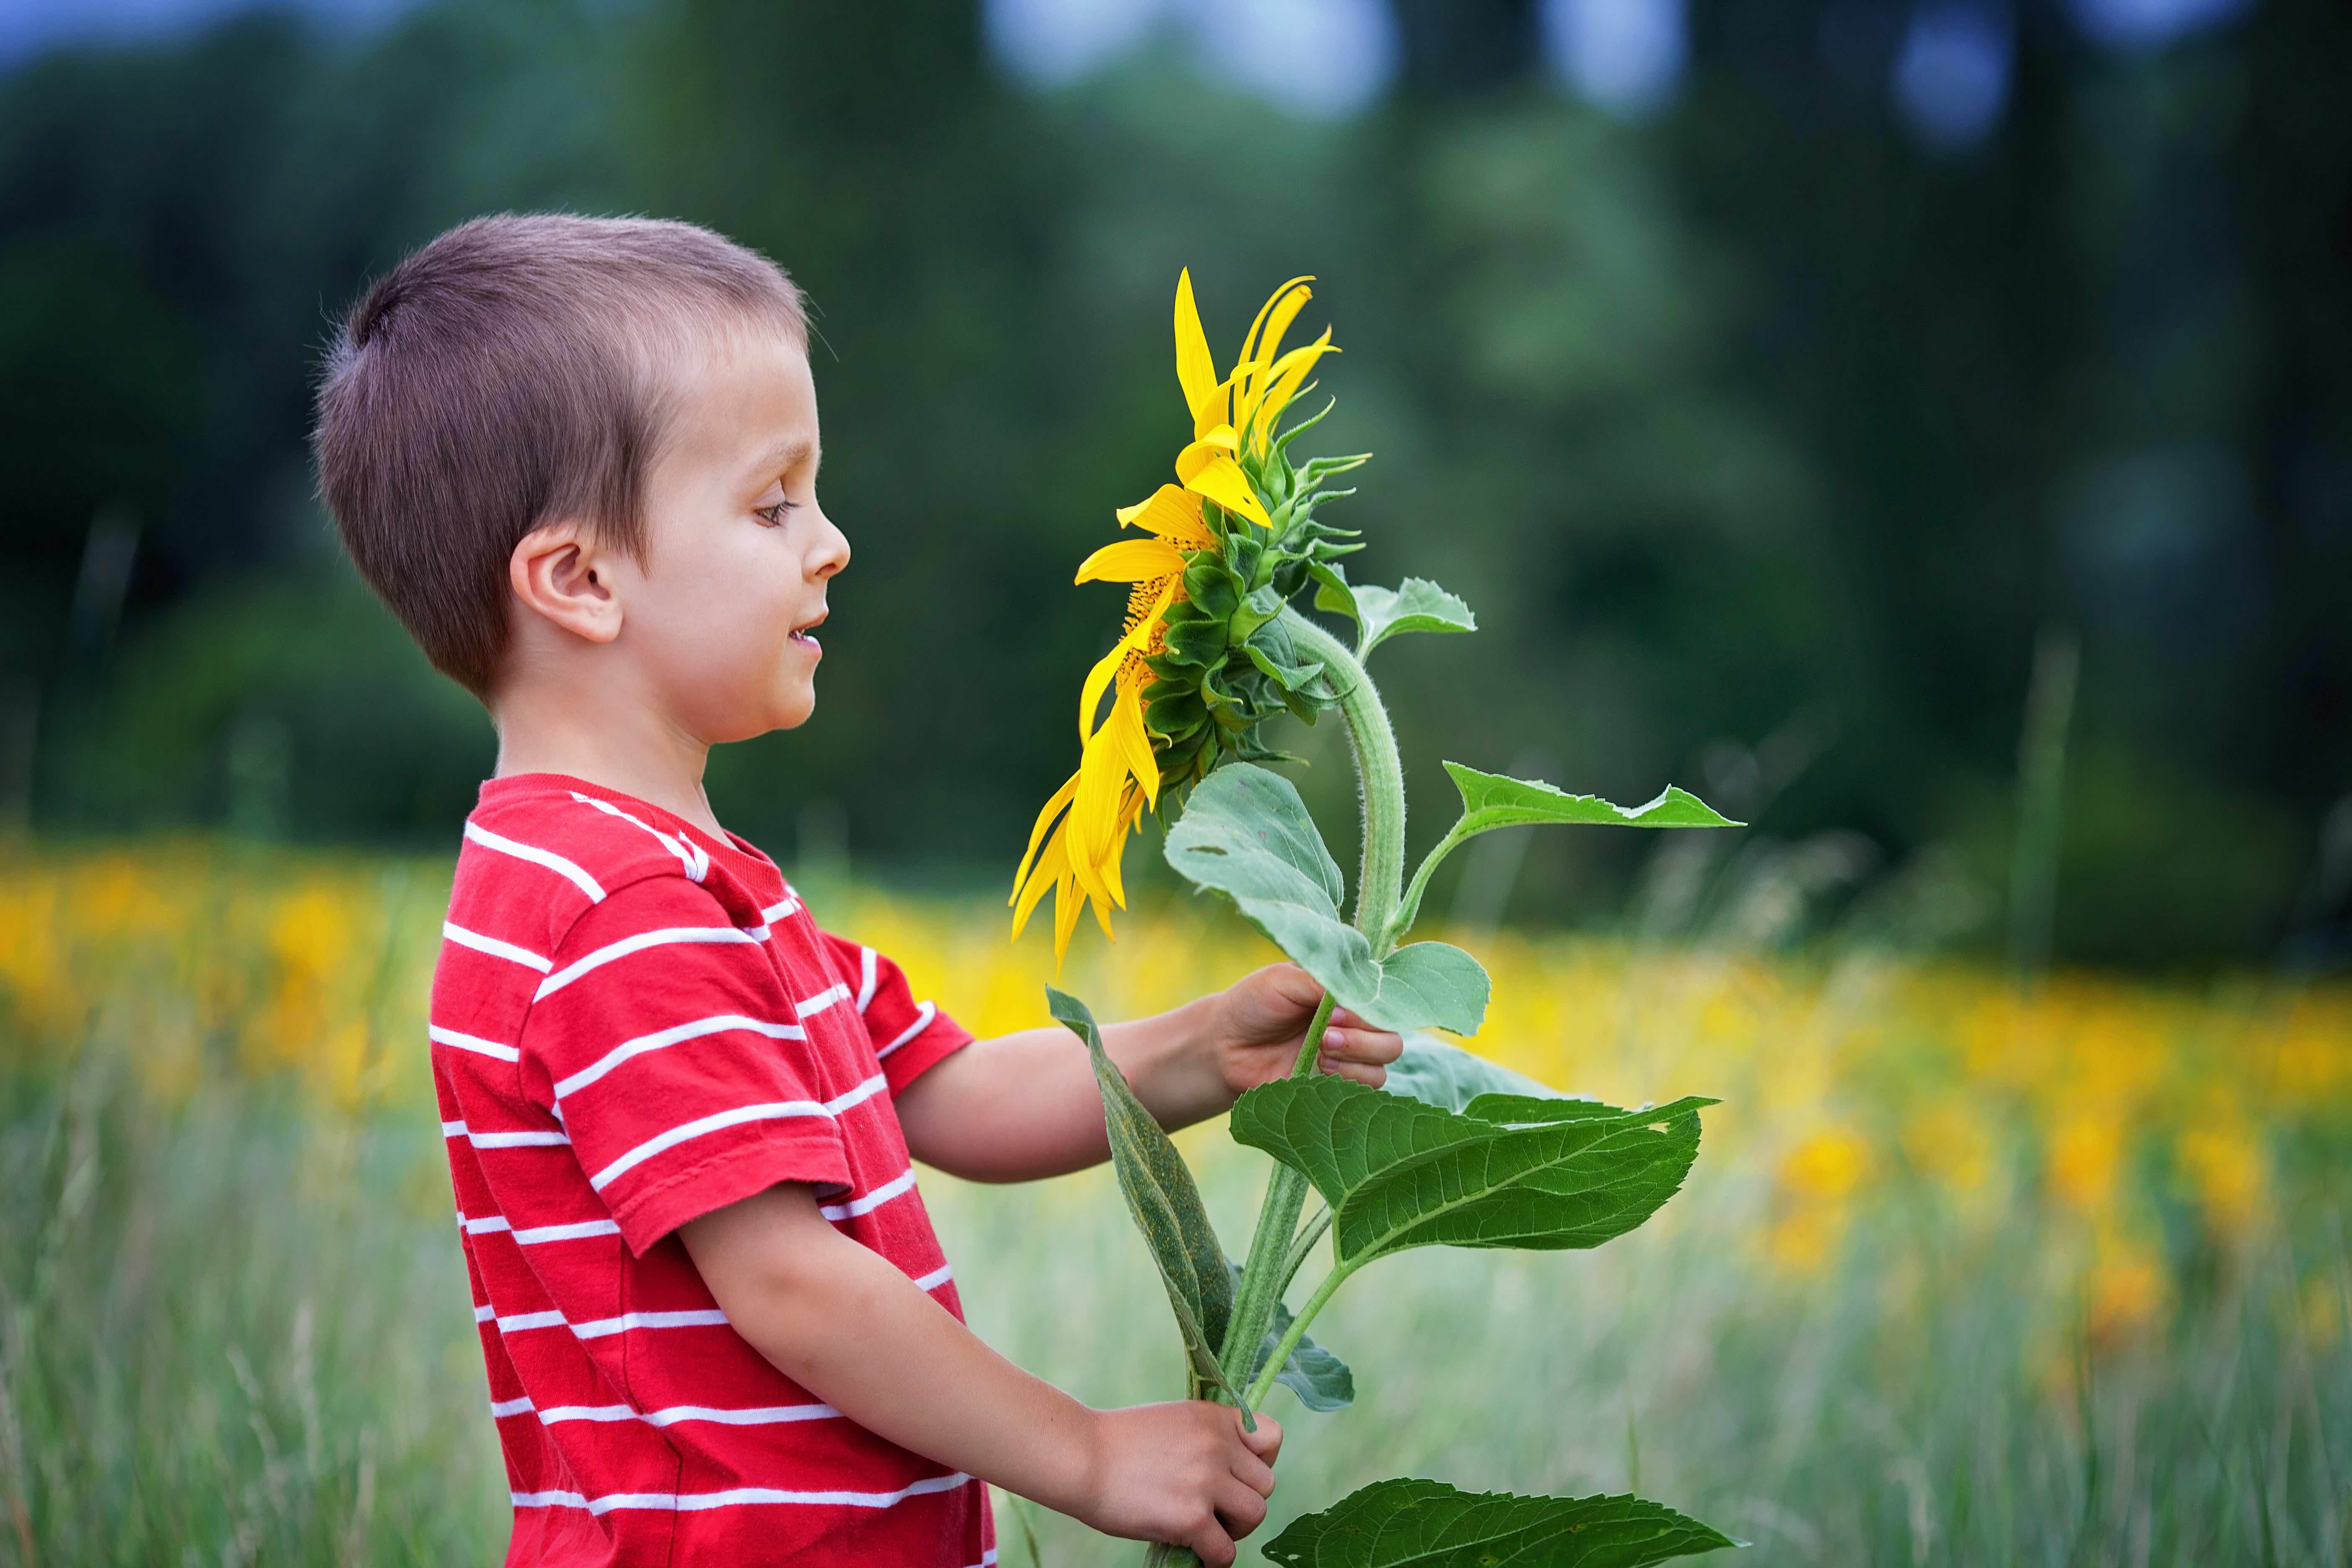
312 213 1402 1568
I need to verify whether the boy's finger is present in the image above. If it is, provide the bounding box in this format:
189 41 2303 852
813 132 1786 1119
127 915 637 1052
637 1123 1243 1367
1188 1516 1238 1567
1238 1412 1283 1463
1230 1447 1277 1498
1319 1026 1404 1065
1218 1479 1271 1537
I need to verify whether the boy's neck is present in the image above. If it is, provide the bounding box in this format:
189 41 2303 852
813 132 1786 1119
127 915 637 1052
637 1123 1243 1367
489 683 727 841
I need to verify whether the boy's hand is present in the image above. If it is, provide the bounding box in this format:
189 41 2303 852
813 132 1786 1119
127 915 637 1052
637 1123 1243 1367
1081 1402 1283 1567
1212 962 1404 1100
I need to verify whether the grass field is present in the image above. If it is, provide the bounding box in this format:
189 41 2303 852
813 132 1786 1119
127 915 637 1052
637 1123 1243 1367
0 842 2347 1565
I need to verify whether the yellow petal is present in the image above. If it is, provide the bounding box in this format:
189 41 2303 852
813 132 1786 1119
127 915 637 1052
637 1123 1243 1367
1192 377 1238 443
1247 282 1314 390
1195 423 1240 453
1117 485 1216 547
1233 276 1313 384
1075 578 1175 738
1077 640 1126 741
1011 821 1068 936
1108 685 1160 806
1075 537 1187 585
1010 771 1079 904
1069 727 1130 908
1173 270 1222 431
1052 861 1084 965
1175 446 1271 527
1245 330 1336 449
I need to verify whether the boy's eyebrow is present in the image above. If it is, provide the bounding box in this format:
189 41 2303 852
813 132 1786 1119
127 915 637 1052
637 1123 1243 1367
748 436 818 479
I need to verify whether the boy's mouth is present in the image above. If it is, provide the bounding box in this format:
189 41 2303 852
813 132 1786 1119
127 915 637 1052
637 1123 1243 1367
789 610 825 655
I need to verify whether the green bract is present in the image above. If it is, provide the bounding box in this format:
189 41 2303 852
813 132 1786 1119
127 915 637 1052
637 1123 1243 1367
1040 275 1745 1567
1144 442 1369 795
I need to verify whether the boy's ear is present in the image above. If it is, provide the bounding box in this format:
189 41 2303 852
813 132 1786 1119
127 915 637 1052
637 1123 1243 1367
509 521 623 645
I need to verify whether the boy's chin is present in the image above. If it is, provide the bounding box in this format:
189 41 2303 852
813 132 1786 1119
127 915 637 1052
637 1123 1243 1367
701 687 814 744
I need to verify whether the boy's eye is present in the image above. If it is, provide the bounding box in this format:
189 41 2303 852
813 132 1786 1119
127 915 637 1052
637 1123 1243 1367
755 500 800 527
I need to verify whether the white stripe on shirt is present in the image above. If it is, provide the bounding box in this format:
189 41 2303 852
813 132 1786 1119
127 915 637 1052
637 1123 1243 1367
554 1014 807 1101
762 894 800 924
796 983 851 1019
820 1166 917 1222
912 1264 954 1292
489 1307 730 1338
535 926 762 1001
856 946 880 1012
442 1119 569 1149
464 822 606 903
442 921 553 972
533 1401 841 1428
490 1396 535 1418
874 1001 938 1061
461 1214 620 1246
567 791 710 882
511 1471 971 1514
570 1309 729 1338
430 1025 519 1063
585 1072 886 1192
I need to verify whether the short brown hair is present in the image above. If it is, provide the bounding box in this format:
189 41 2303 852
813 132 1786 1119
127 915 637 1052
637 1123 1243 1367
314 213 807 698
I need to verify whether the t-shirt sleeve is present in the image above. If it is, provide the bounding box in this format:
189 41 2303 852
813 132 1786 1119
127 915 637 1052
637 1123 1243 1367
821 929 976 1096
522 877 853 1255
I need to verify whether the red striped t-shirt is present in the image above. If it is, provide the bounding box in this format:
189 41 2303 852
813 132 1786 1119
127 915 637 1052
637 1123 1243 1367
431 773 994 1568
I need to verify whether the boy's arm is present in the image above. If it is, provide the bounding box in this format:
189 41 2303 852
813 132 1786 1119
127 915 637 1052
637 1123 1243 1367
680 1182 1282 1567
894 963 1403 1183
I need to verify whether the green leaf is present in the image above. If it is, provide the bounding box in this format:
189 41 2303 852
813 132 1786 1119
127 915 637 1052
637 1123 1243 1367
1308 561 1359 627
1228 1076 1711 1268
1381 1032 1569 1114
1228 1263 1354 1413
1352 578 1475 658
1390 767 1742 940
1243 621 1326 694
1046 988 1243 1406
1163 765 1490 1034
1442 763 1742 833
1261 1479 1738 1568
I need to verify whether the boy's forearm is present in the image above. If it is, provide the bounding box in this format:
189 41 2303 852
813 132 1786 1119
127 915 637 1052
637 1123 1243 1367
895 997 1231 1183
679 1185 1100 1513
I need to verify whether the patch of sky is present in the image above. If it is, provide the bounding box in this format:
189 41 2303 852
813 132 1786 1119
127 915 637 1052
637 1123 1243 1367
1541 0 1686 118
985 0 1396 117
2066 0 2254 50
1893 2 2012 152
983 0 1166 87
0 0 414 63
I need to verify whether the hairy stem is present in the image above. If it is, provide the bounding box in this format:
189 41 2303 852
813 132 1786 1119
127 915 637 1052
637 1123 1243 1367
1278 1204 1332 1295
1243 1264 1351 1411
1278 609 1406 954
1390 823 1476 950
1217 994 1334 1376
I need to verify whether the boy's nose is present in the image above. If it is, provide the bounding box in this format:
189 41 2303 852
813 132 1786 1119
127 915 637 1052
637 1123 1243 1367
812 511 850 579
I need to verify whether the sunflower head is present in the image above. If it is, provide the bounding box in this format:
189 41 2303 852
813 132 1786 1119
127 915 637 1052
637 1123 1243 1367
1011 271 1369 962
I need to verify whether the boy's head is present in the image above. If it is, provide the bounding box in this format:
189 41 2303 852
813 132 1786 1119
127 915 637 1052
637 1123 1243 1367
315 213 846 738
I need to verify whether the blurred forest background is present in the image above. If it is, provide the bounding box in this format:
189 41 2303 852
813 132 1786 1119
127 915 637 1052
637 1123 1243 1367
0 0 2345 970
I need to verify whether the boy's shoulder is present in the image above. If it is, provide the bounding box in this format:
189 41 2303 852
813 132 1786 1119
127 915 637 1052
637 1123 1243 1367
452 778 775 954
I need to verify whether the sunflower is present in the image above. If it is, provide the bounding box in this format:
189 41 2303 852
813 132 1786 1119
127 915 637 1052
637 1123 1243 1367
1011 270 1351 963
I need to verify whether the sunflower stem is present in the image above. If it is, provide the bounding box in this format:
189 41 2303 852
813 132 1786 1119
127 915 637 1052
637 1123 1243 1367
1217 994 1333 1386
1217 614 1406 1413
1276 609 1406 954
